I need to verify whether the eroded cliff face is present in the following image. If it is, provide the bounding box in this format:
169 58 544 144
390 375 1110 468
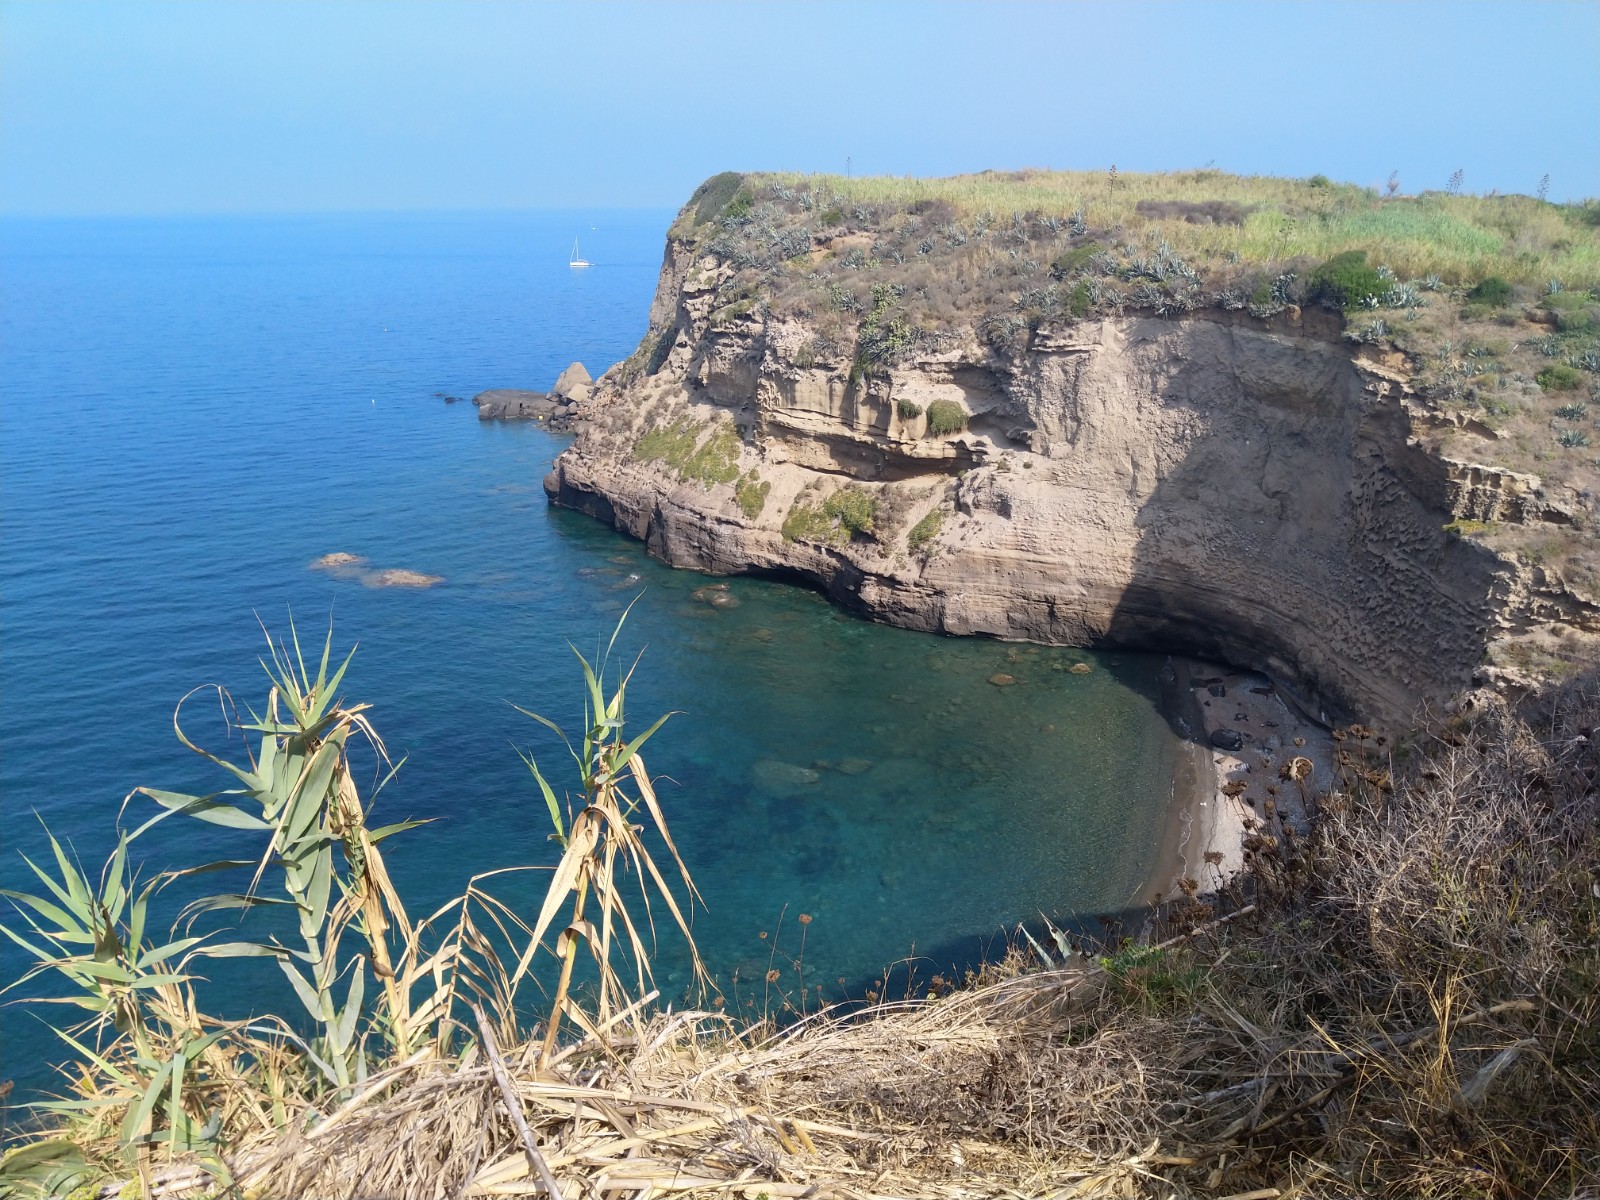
547 235 1598 727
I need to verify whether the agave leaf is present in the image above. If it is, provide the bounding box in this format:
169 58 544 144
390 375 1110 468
45 834 92 912
1017 922 1056 969
47 1024 137 1091
0 1138 95 1196
67 959 136 984
125 972 191 990
320 645 358 721
304 841 334 933
284 738 341 846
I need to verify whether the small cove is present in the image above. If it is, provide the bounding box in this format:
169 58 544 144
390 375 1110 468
1 212 1183 1096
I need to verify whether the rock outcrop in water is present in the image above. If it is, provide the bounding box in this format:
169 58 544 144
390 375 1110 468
545 191 1600 727
476 362 592 429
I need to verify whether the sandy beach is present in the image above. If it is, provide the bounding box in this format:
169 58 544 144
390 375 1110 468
1156 657 1335 901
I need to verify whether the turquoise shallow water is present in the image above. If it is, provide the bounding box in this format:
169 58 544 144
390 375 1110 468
0 213 1180 1096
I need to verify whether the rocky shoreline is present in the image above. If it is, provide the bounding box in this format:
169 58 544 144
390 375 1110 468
473 361 592 429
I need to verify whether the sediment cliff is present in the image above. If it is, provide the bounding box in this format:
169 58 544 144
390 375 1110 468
546 177 1600 727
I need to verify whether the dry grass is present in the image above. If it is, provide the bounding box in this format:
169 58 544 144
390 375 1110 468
33 680 1592 1199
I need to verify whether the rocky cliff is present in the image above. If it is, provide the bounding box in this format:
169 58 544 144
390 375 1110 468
546 192 1600 728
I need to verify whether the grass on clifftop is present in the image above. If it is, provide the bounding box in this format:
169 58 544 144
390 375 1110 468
754 168 1599 286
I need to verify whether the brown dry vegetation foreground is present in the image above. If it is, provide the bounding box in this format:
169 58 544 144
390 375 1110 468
2 629 1597 1200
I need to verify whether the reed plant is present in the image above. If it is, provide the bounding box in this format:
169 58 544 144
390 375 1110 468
0 611 709 1198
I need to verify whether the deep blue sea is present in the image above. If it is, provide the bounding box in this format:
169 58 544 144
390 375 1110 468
0 212 1181 1100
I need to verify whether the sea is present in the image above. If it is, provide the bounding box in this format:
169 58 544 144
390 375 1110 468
0 211 1182 1101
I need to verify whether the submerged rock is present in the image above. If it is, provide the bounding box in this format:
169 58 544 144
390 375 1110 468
752 759 821 792
364 568 444 589
988 673 1017 687
310 552 365 570
1069 662 1093 675
692 583 740 608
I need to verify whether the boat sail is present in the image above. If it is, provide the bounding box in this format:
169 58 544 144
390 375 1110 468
569 239 591 268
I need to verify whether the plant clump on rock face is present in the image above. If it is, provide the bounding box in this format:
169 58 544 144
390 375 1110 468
822 486 878 536
924 399 968 437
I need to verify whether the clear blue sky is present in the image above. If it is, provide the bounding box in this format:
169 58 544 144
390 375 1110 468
2 0 1596 215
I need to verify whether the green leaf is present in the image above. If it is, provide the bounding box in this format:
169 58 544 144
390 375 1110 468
278 959 326 1021
103 836 129 925
284 738 341 845
304 842 333 934
200 940 288 959
367 818 430 843
331 965 363 1054
133 936 203 970
611 711 676 776
1 888 88 939
134 789 270 832
518 751 566 844
120 1059 171 1146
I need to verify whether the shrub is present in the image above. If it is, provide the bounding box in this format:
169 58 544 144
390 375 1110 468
688 172 745 225
1050 241 1101 279
634 420 741 486
1067 280 1094 318
1543 290 1600 333
1555 402 1589 421
734 472 770 519
925 399 968 436
1307 174 1332 188
907 508 943 553
1557 428 1590 448
1467 276 1515 306
781 501 834 543
822 486 878 536
896 399 924 420
1308 250 1388 310
819 207 845 227
1537 364 1585 391
721 189 755 223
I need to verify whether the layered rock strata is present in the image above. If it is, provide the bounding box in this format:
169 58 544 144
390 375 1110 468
546 237 1598 727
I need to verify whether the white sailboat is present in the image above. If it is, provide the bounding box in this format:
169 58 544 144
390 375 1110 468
569 239 591 268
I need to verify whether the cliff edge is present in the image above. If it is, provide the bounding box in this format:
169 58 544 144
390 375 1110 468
547 171 1600 726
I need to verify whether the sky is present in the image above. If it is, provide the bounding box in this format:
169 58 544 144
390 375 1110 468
2 0 1597 216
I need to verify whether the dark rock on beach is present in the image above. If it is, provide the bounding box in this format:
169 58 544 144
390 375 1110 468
1209 728 1246 752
